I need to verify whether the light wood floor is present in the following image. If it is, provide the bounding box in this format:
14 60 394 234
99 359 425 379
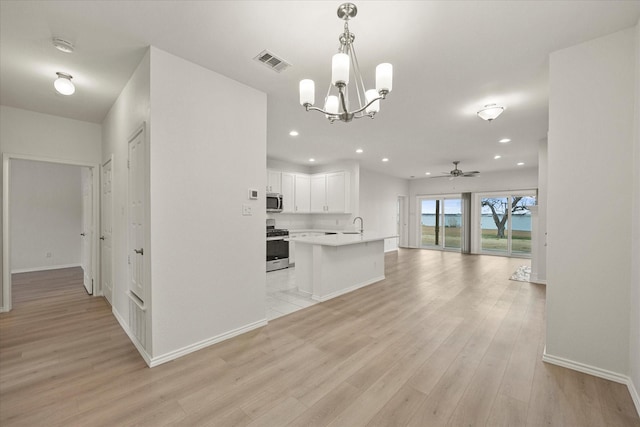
1 251 639 426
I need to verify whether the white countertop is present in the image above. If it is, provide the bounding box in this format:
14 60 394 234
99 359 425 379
287 231 398 247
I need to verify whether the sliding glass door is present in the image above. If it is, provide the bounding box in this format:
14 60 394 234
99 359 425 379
419 196 462 251
480 193 536 256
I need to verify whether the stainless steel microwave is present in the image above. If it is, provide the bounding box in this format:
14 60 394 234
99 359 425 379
266 193 283 213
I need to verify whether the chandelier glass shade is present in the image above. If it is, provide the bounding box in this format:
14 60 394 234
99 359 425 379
299 3 392 123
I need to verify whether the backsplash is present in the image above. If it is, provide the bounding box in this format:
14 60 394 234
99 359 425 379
267 213 355 231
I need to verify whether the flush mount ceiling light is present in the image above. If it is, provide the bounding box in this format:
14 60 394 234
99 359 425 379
289 130 299 136
477 104 505 122
54 72 75 95
299 2 392 123
52 37 74 53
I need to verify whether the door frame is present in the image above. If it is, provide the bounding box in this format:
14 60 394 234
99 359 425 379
2 153 100 312
101 155 114 305
397 195 409 248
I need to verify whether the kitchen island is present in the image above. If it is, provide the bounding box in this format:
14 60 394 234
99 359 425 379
287 232 397 302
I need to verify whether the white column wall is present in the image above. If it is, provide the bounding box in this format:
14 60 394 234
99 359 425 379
359 168 409 251
10 160 82 272
149 47 267 358
629 19 640 409
547 27 635 378
101 50 151 348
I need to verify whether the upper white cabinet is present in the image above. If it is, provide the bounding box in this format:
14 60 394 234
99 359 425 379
266 169 281 193
281 172 310 213
294 174 311 213
310 171 350 213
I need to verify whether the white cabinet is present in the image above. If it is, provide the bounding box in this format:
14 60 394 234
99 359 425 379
310 171 350 213
281 172 310 213
294 174 311 213
266 169 281 193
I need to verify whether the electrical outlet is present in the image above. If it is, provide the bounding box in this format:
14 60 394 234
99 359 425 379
46 252 52 258
242 204 252 216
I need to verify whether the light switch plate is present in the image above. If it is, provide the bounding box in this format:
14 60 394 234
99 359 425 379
242 204 252 216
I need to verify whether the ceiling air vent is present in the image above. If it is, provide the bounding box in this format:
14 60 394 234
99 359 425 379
253 50 291 73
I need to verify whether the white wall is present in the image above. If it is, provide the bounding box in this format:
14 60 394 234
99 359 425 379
629 19 640 412
0 105 101 310
408 167 538 248
547 27 635 379
532 138 548 283
149 47 267 358
359 168 409 251
101 49 151 351
10 160 82 272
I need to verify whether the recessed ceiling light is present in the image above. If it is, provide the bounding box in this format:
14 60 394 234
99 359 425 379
52 37 74 53
499 138 511 143
289 130 299 136
494 155 501 159
54 72 75 95
382 158 389 162
425 172 431 175
355 148 363 153
517 162 525 166
309 158 315 162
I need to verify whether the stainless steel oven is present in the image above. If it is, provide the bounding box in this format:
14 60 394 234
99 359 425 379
266 224 289 272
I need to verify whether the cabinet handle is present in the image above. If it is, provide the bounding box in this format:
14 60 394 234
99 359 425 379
134 248 144 255
80 232 86 236
100 236 105 240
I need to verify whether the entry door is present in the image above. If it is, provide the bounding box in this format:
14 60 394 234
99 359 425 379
101 159 113 305
128 128 146 302
81 168 93 294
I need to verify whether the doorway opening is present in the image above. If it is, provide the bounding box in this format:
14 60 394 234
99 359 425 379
2 154 99 312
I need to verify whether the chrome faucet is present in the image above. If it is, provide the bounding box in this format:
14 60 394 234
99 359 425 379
353 216 364 234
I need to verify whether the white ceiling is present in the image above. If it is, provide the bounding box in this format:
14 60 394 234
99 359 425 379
1 1 639 179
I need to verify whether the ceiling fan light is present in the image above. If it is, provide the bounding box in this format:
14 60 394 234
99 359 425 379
477 104 504 121
54 72 75 95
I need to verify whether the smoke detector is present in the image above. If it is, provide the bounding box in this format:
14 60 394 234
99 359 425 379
52 37 74 53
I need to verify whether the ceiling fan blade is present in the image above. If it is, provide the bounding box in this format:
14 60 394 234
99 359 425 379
461 174 478 177
465 171 480 174
429 175 452 179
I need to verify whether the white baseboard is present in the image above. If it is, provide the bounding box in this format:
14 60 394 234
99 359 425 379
112 307 152 367
0 306 8 313
543 348 640 417
148 319 268 368
629 378 640 418
312 275 385 302
11 263 81 274
529 273 547 285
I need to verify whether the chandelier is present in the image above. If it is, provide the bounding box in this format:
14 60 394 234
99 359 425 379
299 3 393 123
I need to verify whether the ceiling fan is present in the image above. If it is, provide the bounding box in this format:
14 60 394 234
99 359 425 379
431 161 480 179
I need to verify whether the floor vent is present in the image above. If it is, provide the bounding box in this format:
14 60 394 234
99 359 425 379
129 298 146 347
253 50 291 73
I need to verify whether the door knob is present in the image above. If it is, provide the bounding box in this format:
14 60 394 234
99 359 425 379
80 233 86 236
100 236 105 240
134 248 144 255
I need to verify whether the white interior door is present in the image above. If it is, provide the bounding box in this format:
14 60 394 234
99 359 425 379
101 158 113 305
81 168 93 294
128 128 146 302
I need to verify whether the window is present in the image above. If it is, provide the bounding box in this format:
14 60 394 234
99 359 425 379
479 193 536 256
419 195 462 251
